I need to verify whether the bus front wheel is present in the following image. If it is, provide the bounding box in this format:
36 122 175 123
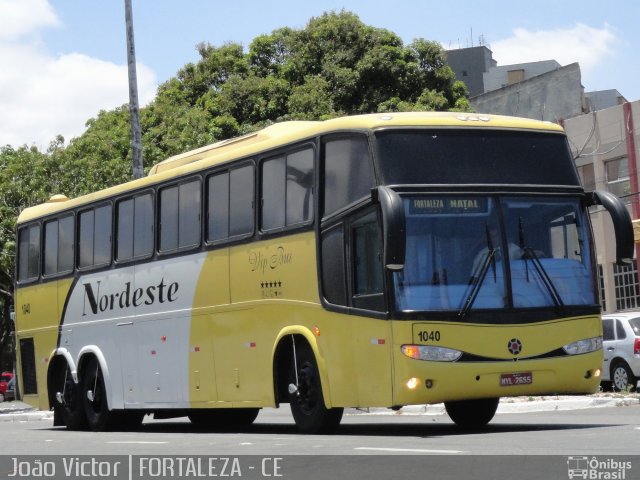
445 397 499 428
288 341 343 434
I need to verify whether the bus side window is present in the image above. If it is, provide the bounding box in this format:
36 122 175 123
159 179 201 253
261 147 314 231
18 224 40 282
117 193 153 261
229 165 254 238
321 224 347 306
322 136 374 218
44 215 74 276
351 212 385 312
78 204 112 269
206 164 255 243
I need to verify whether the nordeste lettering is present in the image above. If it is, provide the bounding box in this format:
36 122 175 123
82 279 179 316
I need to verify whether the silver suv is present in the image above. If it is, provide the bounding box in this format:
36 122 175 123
601 313 640 391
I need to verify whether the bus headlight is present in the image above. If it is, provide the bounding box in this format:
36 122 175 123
562 336 602 355
401 345 462 362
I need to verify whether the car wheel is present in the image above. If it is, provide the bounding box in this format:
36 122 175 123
611 361 637 392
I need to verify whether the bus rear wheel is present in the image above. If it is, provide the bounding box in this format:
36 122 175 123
445 397 499 428
81 357 115 431
288 342 343 434
52 363 86 431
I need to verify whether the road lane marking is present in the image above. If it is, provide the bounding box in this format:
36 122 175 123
107 441 169 444
355 447 465 454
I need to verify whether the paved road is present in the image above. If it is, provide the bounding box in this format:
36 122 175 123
1 400 639 479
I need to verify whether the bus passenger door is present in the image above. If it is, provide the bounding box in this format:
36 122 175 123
321 209 393 407
350 211 393 406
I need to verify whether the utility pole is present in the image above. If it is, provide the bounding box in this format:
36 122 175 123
124 0 144 179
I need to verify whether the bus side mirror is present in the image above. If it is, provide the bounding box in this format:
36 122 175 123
590 190 634 265
372 186 405 271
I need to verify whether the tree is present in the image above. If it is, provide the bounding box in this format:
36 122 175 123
0 11 469 371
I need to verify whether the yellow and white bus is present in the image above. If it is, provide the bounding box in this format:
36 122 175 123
14 112 633 433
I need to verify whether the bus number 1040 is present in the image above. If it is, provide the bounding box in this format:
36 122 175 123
418 330 440 342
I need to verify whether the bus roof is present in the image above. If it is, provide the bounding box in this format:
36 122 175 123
17 112 563 224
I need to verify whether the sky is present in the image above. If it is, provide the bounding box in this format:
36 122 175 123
1 0 639 149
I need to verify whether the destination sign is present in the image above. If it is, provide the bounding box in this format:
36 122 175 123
409 197 489 215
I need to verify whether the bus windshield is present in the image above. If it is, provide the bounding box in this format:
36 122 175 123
394 196 596 315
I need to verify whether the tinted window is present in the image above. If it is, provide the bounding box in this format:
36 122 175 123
262 148 314 231
44 216 74 275
159 180 201 252
159 185 179 251
353 215 383 295
628 318 640 335
323 137 374 217
207 172 230 242
262 156 286 230
374 130 579 186
229 165 254 237
117 193 153 261
18 225 40 281
78 205 112 269
616 319 627 340
287 149 314 225
602 319 615 341
321 224 347 306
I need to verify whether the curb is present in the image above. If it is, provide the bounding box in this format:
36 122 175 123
346 395 640 416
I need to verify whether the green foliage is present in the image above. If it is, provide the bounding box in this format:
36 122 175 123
0 11 469 360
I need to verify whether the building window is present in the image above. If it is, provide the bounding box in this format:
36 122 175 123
605 157 630 201
613 262 640 310
598 264 606 311
577 164 596 191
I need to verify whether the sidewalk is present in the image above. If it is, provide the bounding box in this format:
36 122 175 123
1 393 638 422
0 400 53 422
347 393 640 416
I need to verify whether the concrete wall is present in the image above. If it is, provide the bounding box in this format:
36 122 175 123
471 63 584 122
483 60 561 92
445 46 496 97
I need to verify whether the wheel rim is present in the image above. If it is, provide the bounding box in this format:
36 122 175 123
86 365 105 415
613 366 629 390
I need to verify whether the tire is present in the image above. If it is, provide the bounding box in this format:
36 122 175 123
289 342 343 434
188 408 260 430
445 397 499 428
52 364 87 430
611 361 637 392
81 357 115 431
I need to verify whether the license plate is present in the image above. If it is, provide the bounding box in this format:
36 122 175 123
500 372 533 386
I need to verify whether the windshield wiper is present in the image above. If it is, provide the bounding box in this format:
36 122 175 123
459 225 495 320
518 217 565 311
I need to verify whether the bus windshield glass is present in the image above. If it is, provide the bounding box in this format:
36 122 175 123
374 129 580 186
394 196 596 315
